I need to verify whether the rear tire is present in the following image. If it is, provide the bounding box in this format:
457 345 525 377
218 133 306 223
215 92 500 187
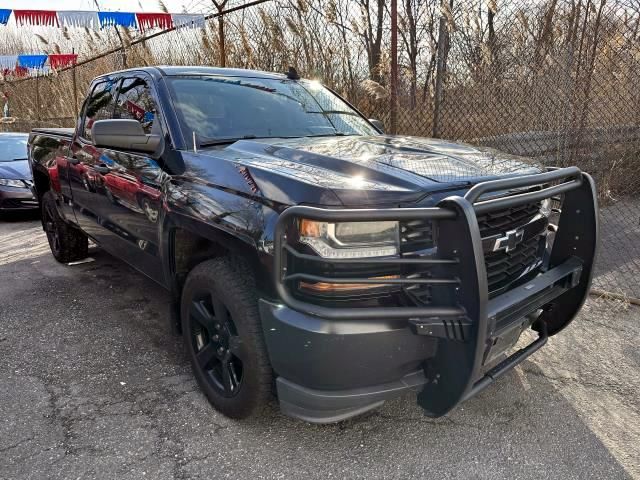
181 257 273 419
41 191 89 263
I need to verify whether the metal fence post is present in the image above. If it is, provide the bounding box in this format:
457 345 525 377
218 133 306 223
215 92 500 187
433 0 452 139
390 0 398 135
213 1 229 67
35 75 40 126
72 48 79 118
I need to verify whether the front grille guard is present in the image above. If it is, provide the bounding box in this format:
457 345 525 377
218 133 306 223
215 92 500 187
273 167 598 417
275 167 586 319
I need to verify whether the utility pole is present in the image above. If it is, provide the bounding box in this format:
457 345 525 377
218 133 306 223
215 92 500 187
390 0 398 134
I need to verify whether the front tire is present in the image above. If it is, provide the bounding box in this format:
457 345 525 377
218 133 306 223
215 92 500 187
181 257 273 419
41 191 89 263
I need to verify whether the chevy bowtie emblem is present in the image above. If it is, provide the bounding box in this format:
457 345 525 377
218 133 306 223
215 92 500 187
492 228 525 253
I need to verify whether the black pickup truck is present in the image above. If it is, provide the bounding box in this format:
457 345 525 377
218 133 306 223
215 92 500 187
28 66 597 423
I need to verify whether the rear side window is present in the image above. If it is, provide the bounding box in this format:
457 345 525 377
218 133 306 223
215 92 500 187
82 80 118 141
114 78 158 134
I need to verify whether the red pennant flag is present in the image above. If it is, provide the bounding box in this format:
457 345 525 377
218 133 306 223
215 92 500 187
49 54 78 69
14 66 28 77
126 100 145 120
13 10 59 27
135 12 173 32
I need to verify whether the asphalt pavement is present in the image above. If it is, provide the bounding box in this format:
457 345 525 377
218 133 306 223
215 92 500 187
1 214 638 480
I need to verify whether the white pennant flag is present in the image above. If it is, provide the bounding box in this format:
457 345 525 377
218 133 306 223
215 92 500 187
0 56 18 70
57 11 100 29
171 13 205 29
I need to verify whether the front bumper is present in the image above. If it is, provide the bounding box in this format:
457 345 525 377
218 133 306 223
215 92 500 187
268 168 598 422
0 186 38 210
259 297 436 423
261 257 583 423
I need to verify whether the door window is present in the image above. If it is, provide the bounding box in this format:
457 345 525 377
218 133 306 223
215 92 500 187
82 80 118 141
114 78 159 134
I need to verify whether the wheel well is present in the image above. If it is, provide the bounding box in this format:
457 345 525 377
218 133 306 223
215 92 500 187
169 228 229 336
171 228 228 288
33 169 50 201
169 228 265 336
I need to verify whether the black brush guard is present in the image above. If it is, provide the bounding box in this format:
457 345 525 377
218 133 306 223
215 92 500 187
273 167 598 417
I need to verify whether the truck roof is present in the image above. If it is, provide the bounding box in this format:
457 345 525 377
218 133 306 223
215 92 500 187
96 66 289 81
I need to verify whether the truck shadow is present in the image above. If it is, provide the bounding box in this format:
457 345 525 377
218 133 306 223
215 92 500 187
0 209 40 222
0 231 634 479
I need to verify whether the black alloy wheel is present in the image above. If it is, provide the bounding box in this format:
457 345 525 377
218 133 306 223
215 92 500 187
188 293 245 398
181 258 273 418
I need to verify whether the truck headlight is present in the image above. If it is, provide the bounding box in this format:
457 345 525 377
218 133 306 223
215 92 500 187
298 219 399 258
0 178 26 188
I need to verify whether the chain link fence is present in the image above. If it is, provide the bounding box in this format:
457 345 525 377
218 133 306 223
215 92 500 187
1 0 638 299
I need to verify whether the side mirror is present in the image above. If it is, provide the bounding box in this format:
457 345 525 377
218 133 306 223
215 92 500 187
92 119 161 154
369 118 385 133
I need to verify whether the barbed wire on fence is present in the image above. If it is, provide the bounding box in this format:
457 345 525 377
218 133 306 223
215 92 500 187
0 0 638 299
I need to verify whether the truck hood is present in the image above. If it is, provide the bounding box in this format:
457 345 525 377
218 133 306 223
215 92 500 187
0 159 31 180
201 135 542 207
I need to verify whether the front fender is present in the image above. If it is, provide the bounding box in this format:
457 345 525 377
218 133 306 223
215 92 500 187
161 176 280 298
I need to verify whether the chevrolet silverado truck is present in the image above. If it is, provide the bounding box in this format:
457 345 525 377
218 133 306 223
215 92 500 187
28 66 598 423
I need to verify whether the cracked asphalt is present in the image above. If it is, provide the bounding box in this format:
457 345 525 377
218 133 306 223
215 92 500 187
1 214 639 480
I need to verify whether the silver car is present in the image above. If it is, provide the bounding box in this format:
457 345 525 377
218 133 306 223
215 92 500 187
0 133 37 212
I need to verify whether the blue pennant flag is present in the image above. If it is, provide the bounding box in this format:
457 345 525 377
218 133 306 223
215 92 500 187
98 11 137 29
17 54 48 70
0 8 11 25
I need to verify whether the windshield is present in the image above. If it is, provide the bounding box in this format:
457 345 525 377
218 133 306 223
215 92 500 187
166 76 378 145
0 136 28 161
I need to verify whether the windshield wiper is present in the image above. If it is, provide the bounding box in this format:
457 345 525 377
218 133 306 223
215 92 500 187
198 135 259 147
198 133 358 147
305 133 358 138
11 157 28 161
307 111 360 117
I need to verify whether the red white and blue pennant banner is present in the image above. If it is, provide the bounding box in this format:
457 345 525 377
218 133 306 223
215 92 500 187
0 8 206 30
0 53 78 76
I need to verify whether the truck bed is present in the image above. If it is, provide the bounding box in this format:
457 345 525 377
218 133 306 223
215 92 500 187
31 128 74 138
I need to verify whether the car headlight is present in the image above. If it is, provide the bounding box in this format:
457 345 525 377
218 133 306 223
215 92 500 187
0 178 26 188
298 219 399 258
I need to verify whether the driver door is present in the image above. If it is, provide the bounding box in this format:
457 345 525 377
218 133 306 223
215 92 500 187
70 74 167 284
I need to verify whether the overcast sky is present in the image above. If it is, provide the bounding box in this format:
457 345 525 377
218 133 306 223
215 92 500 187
1 0 207 13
